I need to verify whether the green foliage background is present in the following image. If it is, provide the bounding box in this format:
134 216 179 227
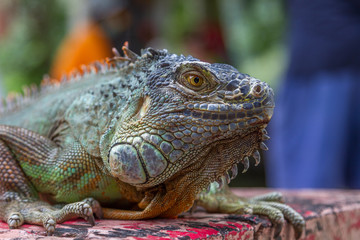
0 1 66 94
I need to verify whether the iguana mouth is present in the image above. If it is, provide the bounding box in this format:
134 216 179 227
182 100 274 121
168 85 274 122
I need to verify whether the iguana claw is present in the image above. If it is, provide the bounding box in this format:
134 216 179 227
7 212 24 229
2 198 101 236
197 184 305 239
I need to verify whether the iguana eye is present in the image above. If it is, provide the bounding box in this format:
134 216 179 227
186 74 204 87
182 72 208 90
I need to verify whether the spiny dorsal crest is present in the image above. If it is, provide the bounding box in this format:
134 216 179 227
0 42 166 116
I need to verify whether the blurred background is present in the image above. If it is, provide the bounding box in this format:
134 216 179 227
0 0 285 94
1 0 359 189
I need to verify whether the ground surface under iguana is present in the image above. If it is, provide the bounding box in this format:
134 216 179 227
0 45 305 238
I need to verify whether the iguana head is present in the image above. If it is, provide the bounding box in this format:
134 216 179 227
103 46 274 217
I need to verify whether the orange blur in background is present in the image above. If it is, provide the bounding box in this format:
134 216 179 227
50 22 112 80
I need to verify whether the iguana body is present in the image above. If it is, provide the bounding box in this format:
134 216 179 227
0 46 305 237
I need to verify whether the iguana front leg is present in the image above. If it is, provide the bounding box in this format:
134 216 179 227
197 181 305 239
0 125 100 235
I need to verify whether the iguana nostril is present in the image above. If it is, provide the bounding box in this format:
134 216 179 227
251 84 263 97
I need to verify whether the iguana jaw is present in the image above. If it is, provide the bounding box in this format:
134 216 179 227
130 128 267 218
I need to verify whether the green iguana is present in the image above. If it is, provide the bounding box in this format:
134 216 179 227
0 45 305 238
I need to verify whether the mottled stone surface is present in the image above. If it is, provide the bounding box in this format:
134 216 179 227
1 188 360 239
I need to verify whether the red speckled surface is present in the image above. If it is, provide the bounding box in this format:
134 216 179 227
1 188 360 239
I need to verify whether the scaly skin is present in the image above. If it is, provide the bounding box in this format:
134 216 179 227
0 45 305 238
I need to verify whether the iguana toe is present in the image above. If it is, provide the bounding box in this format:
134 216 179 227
198 185 305 239
248 192 305 238
62 201 96 226
262 202 305 239
7 212 24 229
245 196 305 239
42 216 56 236
82 197 103 219
250 191 284 202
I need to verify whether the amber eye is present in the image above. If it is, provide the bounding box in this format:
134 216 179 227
185 74 204 87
